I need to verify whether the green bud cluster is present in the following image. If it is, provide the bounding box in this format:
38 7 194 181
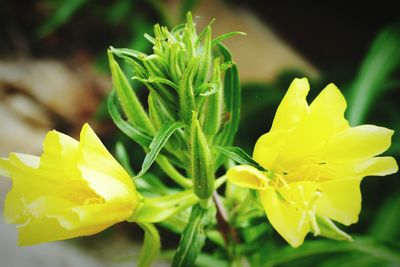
108 12 243 204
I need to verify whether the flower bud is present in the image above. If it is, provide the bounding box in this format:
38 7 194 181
190 112 215 201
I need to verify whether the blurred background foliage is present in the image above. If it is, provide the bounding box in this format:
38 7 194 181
0 0 399 266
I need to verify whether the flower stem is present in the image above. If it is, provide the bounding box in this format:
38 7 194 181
156 156 192 188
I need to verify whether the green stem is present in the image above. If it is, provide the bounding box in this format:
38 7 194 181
215 175 227 189
156 156 192 188
230 191 252 222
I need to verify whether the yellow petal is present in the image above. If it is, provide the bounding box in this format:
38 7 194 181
9 153 40 168
78 166 137 202
0 157 10 177
78 124 135 191
253 130 289 170
316 178 362 226
277 83 349 169
270 78 310 131
227 165 268 190
356 156 398 176
40 130 81 180
259 188 310 248
324 125 394 163
27 196 76 218
3 153 52 224
331 156 398 179
69 201 135 230
309 83 348 133
17 216 106 246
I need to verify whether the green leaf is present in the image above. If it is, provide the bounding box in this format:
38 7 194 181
109 46 147 60
36 0 89 37
108 90 152 148
261 236 400 267
347 24 400 125
203 58 223 137
195 253 228 267
115 141 135 177
134 173 169 196
369 194 400 241
130 190 197 223
137 121 185 177
133 75 179 90
214 44 241 166
172 204 210 267
214 146 265 171
195 26 212 87
137 223 161 267
211 31 246 47
178 59 198 124
108 51 155 134
315 215 352 242
142 55 178 106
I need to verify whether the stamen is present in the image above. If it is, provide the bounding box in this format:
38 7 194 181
275 173 289 189
297 211 307 232
308 211 320 236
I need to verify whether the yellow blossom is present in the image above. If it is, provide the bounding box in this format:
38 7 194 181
0 124 140 246
227 78 398 247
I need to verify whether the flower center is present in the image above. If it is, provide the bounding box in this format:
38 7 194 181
56 180 104 205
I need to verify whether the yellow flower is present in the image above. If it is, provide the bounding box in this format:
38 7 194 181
0 124 140 246
227 78 398 247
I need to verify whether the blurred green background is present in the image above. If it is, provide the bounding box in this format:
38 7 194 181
0 0 399 266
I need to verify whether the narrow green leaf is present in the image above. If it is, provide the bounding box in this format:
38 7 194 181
185 12 197 40
172 204 210 267
134 173 169 196
108 91 152 148
178 59 198 123
183 24 195 57
148 93 187 164
155 156 193 188
171 23 186 35
137 121 185 177
36 0 89 37
347 24 400 125
261 236 400 267
115 141 135 177
203 58 223 137
133 75 179 90
211 32 246 47
220 46 240 130
315 215 352 242
196 19 216 46
168 43 184 84
109 46 147 60
130 190 197 222
215 146 265 171
369 194 400 241
137 223 161 267
195 253 228 267
142 55 178 105
195 26 212 87
144 33 155 44
214 44 241 167
143 54 170 79
108 50 155 134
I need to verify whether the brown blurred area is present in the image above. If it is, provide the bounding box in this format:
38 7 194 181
0 0 324 156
